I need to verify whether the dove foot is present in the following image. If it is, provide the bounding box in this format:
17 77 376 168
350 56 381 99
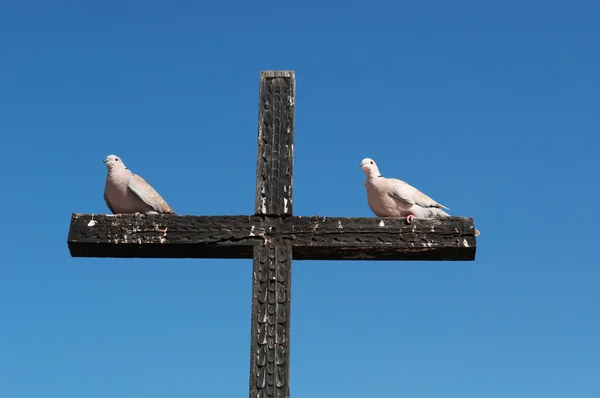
405 215 415 224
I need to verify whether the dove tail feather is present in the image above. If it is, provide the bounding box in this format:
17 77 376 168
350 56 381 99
434 208 451 218
412 205 450 219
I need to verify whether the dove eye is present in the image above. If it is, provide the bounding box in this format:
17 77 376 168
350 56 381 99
115 158 119 161
370 161 373 164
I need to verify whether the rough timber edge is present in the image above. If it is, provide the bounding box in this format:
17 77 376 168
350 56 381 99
66 213 479 237
260 70 295 79
67 212 478 234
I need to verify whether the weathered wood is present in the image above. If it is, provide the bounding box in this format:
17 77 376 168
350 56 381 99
67 213 477 260
250 244 291 398
255 70 295 217
251 70 294 398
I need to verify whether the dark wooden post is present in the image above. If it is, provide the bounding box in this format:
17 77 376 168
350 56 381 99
251 71 295 398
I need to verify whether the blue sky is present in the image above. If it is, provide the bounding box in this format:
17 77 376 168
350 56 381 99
1 1 599 397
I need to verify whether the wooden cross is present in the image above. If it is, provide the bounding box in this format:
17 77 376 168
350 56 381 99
67 70 478 398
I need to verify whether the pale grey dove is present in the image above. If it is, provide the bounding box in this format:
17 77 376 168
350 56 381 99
103 154 175 214
359 158 479 236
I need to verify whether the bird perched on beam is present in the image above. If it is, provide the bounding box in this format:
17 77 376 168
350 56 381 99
103 154 175 215
359 157 479 236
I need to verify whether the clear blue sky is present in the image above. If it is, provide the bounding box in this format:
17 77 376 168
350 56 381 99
1 1 599 397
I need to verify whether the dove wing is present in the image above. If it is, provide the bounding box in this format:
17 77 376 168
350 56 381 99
127 174 175 214
386 178 416 207
387 178 450 210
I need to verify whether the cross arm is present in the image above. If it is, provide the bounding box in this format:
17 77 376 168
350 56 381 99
67 213 477 260
281 215 477 261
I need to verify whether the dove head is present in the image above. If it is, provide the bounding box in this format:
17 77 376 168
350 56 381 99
103 154 127 170
359 158 381 178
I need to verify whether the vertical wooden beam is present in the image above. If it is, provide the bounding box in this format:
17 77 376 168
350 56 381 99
250 244 292 398
250 70 295 398
255 70 295 216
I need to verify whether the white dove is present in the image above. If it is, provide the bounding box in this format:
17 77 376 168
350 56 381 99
103 154 175 215
359 158 480 235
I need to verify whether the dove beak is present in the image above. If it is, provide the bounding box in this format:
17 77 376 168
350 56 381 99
102 159 108 163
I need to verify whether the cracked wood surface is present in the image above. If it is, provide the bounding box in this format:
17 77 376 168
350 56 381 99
67 213 477 260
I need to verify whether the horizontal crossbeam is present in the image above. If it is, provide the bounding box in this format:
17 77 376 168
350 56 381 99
67 213 477 261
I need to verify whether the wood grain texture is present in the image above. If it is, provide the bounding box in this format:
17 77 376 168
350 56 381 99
253 70 294 398
249 245 291 398
67 213 477 260
255 70 295 216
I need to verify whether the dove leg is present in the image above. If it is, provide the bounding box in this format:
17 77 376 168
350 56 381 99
406 214 415 224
